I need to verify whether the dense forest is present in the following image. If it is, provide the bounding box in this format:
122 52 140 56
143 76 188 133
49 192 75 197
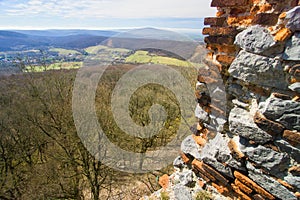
0 62 197 199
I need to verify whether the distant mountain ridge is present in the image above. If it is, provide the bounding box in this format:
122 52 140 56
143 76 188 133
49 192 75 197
0 30 112 51
0 28 204 52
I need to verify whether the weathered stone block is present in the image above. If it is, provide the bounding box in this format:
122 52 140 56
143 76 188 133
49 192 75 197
259 96 300 131
173 184 192 200
285 6 300 32
275 140 300 163
289 82 300 93
229 106 273 144
284 175 300 191
247 162 297 200
283 32 300 61
181 135 201 159
235 25 280 54
229 50 288 90
242 145 290 175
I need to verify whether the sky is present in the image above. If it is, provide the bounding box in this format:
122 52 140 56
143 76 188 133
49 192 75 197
0 0 216 30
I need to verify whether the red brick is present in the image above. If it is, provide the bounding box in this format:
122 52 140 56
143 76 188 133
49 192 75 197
254 112 285 137
283 130 300 147
211 0 249 7
207 44 237 54
231 184 252 200
192 160 216 182
204 17 227 26
259 4 273 12
252 13 279 26
202 162 229 186
216 55 236 66
202 27 239 36
212 183 230 195
275 28 293 42
234 171 275 200
192 135 207 146
204 36 235 45
158 174 169 189
230 7 249 16
234 179 253 194
228 16 254 27
180 152 190 163
228 139 245 160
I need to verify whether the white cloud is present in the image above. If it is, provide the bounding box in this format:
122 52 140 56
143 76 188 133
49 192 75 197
5 0 215 18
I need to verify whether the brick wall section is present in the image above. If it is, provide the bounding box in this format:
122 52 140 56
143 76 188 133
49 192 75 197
191 0 300 199
202 0 299 73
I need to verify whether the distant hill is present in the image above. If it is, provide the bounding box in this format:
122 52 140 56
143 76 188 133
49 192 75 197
0 28 204 53
0 30 110 51
13 29 118 37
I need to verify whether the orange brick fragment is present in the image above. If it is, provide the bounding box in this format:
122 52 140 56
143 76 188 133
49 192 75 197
180 152 190 163
275 28 292 41
202 27 239 36
259 4 272 12
192 135 207 146
198 180 205 188
234 171 275 200
228 139 245 160
231 184 252 200
207 44 237 54
289 165 300 176
279 12 287 19
283 130 300 147
192 159 216 182
216 11 225 17
227 16 254 27
234 179 253 194
158 174 169 189
202 162 229 186
216 55 236 66
212 183 230 195
277 179 294 190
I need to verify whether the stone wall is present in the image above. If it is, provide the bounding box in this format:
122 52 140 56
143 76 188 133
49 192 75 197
143 1 300 200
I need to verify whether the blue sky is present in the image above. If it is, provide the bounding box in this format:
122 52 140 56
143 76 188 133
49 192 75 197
0 0 216 30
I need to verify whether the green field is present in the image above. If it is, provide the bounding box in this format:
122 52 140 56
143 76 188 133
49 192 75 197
50 48 81 55
125 50 201 67
25 62 82 72
85 45 130 54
